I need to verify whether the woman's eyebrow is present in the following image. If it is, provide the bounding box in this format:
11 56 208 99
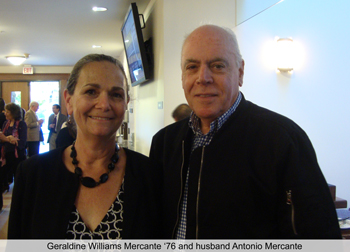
82 84 124 91
82 83 100 88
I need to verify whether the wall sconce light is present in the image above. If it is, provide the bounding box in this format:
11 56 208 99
276 38 294 72
5 53 30 66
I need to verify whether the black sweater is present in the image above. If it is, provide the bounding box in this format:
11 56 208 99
150 94 341 239
8 147 161 239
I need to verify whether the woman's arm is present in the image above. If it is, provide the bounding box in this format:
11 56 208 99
0 131 8 142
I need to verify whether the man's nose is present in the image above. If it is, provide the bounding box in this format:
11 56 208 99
196 65 213 84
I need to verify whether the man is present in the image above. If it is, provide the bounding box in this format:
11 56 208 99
47 104 67 150
172 104 192 122
149 25 341 239
25 101 44 157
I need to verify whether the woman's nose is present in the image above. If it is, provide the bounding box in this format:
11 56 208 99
96 92 111 111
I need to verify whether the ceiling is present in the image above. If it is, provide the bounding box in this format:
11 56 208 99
0 0 150 67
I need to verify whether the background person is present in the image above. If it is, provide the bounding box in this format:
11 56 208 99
25 101 44 157
47 104 67 150
0 98 6 129
172 103 192 122
20 107 26 120
149 24 341 239
0 103 27 210
55 115 76 149
8 54 160 239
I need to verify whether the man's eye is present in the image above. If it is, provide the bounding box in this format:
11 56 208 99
186 65 197 70
86 89 96 95
212 64 225 69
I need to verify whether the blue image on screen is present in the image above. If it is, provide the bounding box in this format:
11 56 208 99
122 9 145 85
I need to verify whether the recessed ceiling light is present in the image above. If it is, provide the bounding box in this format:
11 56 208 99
92 45 102 48
92 6 107 12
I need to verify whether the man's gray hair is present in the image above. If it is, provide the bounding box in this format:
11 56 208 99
223 27 243 68
30 101 39 107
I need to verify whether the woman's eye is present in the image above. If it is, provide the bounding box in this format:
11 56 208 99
111 92 123 99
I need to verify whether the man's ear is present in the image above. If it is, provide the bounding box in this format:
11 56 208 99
64 89 73 115
238 60 245 87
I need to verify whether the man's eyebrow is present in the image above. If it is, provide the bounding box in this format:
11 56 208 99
183 59 199 66
185 59 199 64
208 58 230 66
183 58 229 66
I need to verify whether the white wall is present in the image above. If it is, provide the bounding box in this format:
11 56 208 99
233 0 350 202
236 0 282 25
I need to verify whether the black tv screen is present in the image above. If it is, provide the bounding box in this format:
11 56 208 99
121 3 151 86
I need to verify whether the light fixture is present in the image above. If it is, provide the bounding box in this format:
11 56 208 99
92 6 107 12
6 53 30 66
92 45 102 48
276 38 294 72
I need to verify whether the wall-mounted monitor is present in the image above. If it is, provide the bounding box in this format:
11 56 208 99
121 3 152 87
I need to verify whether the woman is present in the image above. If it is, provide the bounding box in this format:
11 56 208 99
8 54 160 239
0 103 27 209
0 98 6 179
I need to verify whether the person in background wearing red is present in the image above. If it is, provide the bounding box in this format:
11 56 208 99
0 103 27 210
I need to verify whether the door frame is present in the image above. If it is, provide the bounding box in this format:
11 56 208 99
0 73 70 115
1 81 30 111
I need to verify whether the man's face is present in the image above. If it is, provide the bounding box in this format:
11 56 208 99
52 105 59 115
32 105 39 112
181 26 244 124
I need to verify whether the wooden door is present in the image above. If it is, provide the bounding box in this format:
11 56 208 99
1 82 30 111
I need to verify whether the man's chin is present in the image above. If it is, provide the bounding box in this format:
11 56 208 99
195 111 220 122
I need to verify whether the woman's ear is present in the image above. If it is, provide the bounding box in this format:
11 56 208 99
64 89 73 115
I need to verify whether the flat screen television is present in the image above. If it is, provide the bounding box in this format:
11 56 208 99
121 3 152 86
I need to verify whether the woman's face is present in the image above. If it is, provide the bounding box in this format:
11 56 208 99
5 109 13 121
64 61 128 140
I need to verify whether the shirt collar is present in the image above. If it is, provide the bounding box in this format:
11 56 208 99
189 92 242 136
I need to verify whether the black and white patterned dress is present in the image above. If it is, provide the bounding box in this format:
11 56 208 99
66 180 124 239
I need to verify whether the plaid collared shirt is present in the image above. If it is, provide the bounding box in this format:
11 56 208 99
176 92 242 239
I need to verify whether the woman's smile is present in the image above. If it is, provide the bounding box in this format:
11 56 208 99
89 116 114 121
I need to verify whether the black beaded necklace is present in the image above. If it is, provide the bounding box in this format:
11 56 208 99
70 141 120 188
